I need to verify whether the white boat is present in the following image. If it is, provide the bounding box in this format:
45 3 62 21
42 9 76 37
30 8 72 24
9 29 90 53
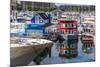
10 38 53 66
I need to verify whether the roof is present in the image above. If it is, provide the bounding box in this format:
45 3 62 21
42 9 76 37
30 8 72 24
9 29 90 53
26 24 44 30
59 27 77 30
58 20 77 23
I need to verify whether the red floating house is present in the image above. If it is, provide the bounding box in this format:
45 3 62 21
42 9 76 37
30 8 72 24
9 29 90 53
58 19 78 39
58 19 78 58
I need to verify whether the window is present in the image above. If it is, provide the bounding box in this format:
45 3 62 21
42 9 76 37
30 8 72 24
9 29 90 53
83 29 85 32
71 30 73 34
67 23 69 27
72 30 73 34
91 25 93 28
71 50 73 54
65 50 69 54
65 24 67 27
70 30 72 34
65 30 68 34
61 30 64 34
69 23 71 28
89 29 90 32
65 45 69 48
72 23 73 27
71 44 74 48
86 29 88 32
62 44 64 48
69 30 71 34
85 44 87 47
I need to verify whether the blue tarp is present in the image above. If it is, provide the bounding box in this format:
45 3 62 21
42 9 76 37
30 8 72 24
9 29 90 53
25 24 49 35
26 24 44 30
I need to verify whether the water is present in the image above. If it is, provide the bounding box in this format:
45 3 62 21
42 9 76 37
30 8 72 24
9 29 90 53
28 38 95 65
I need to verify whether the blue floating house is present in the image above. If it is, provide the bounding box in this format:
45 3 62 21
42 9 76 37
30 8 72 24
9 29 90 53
25 13 52 37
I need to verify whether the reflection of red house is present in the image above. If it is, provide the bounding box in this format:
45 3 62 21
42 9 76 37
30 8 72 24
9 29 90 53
58 20 78 58
81 35 94 54
81 38 94 54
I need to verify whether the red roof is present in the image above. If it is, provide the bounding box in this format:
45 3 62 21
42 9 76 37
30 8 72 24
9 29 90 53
59 27 77 30
58 20 77 23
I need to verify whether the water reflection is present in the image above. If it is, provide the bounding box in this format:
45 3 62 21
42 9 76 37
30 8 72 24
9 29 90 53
82 40 94 54
59 39 78 58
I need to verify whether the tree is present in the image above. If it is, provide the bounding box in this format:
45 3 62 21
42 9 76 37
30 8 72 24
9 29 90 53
16 4 22 11
27 6 32 11
33 7 40 11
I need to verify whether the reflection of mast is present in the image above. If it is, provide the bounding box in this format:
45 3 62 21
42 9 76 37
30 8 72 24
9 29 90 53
11 0 17 23
59 39 78 58
80 6 82 24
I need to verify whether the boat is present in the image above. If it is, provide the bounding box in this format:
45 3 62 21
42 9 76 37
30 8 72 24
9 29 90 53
81 16 95 40
10 38 53 66
80 16 95 52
